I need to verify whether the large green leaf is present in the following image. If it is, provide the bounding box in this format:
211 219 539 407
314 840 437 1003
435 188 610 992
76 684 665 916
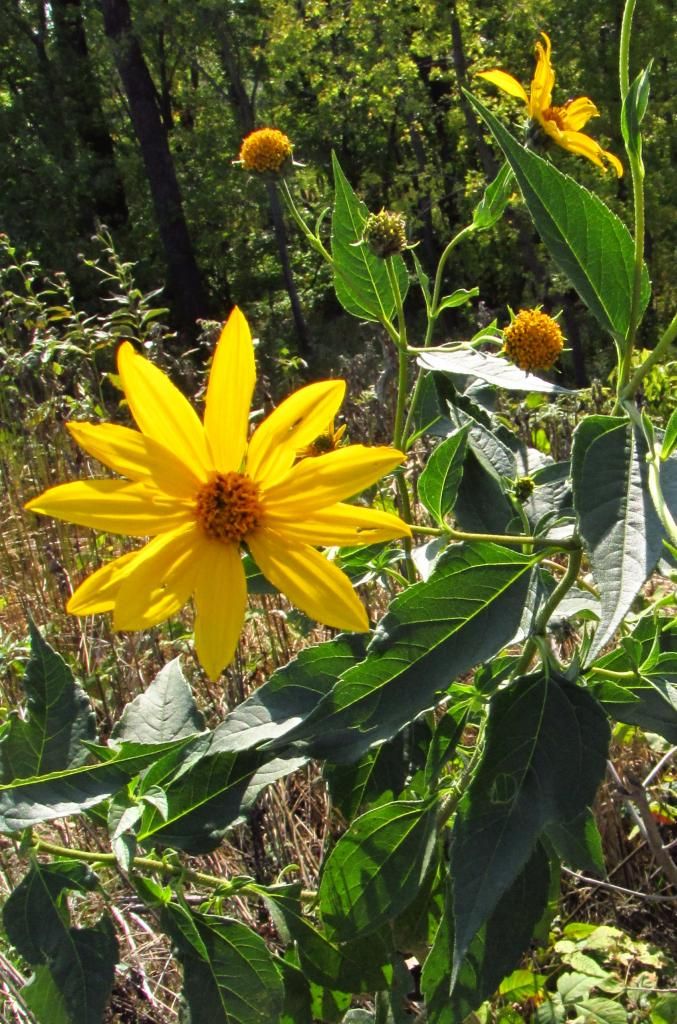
319 798 438 941
546 809 605 874
422 843 550 1022
2 861 118 1024
162 902 284 1024
418 347 572 393
275 542 536 763
571 417 665 661
0 738 189 831
262 884 393 992
331 152 408 322
466 92 650 341
0 621 95 782
112 658 205 744
450 672 609 987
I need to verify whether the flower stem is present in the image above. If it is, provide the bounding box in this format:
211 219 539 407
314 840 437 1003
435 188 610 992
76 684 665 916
621 312 677 401
514 547 583 675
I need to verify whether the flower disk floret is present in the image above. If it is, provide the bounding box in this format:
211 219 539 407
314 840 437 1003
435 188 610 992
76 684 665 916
25 308 410 680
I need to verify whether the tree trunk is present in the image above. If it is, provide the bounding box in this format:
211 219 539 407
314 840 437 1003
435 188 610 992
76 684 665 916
99 0 209 333
51 0 128 230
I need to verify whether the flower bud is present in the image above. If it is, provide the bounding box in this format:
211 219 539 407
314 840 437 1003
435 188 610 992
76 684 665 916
363 209 407 258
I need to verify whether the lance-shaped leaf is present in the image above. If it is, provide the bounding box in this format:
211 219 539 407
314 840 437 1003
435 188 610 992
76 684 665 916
417 427 469 524
161 902 284 1024
418 347 572 393
0 621 96 782
0 738 190 831
261 884 393 992
112 658 205 744
465 92 650 341
2 861 118 1024
319 798 439 941
422 843 550 1022
572 417 665 661
331 152 409 322
450 672 609 987
274 543 537 763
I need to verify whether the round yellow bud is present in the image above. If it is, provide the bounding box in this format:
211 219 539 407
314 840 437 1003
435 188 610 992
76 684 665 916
503 309 564 372
239 128 293 174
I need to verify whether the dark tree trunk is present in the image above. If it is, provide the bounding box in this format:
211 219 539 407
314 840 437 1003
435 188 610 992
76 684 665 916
51 0 128 230
448 0 498 180
99 0 209 333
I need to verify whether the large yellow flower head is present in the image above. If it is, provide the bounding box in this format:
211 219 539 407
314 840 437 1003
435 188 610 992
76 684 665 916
238 128 293 174
25 309 410 680
477 33 623 177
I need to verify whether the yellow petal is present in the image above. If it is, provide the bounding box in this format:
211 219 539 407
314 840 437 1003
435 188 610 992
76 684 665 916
530 32 555 116
204 307 256 473
67 548 140 614
113 523 200 629
248 530 369 632
476 69 528 104
194 541 247 679
560 96 599 131
558 129 612 171
265 502 411 545
67 422 202 498
246 380 346 487
25 479 193 536
117 341 210 479
260 445 405 513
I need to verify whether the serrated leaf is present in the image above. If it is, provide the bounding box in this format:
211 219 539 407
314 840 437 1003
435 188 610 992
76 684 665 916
572 418 665 661
331 152 408 322
2 861 118 1024
422 843 550 1022
0 621 96 782
571 996 628 1024
162 903 284 1024
419 347 572 393
418 427 469 524
0 738 189 831
112 659 205 744
319 798 438 941
274 543 536 763
466 92 650 340
450 672 610 987
262 884 393 992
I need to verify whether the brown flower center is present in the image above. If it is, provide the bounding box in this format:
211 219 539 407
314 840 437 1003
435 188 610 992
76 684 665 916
543 105 566 130
196 472 262 543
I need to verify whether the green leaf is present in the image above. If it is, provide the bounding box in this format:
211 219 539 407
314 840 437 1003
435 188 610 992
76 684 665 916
0 739 189 831
417 427 469 524
465 92 650 340
419 347 572 393
278 959 313 1024
546 809 605 874
450 672 610 986
261 884 393 992
112 658 205 744
2 861 118 1024
472 161 515 230
621 63 652 161
0 621 96 782
22 968 70 1024
661 408 677 461
568 996 627 1024
210 635 366 753
162 902 284 1024
331 152 408 322
436 287 479 312
572 417 665 661
319 798 438 941
275 543 536 763
324 736 408 820
137 746 307 853
422 843 550 1022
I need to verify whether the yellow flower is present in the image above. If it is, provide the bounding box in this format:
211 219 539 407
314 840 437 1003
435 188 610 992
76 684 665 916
25 309 410 680
477 33 623 176
503 308 564 372
238 128 293 173
297 420 347 460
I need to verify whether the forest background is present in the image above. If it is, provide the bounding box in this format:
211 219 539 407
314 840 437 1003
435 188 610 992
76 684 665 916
1 0 674 378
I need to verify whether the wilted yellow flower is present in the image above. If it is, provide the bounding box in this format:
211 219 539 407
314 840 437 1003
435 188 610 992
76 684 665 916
25 309 409 680
503 308 564 372
239 128 293 173
478 33 623 176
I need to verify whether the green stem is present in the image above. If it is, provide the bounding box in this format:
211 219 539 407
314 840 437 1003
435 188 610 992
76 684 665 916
279 179 333 265
588 666 639 681
446 526 580 551
514 547 583 674
614 0 644 410
621 311 677 401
